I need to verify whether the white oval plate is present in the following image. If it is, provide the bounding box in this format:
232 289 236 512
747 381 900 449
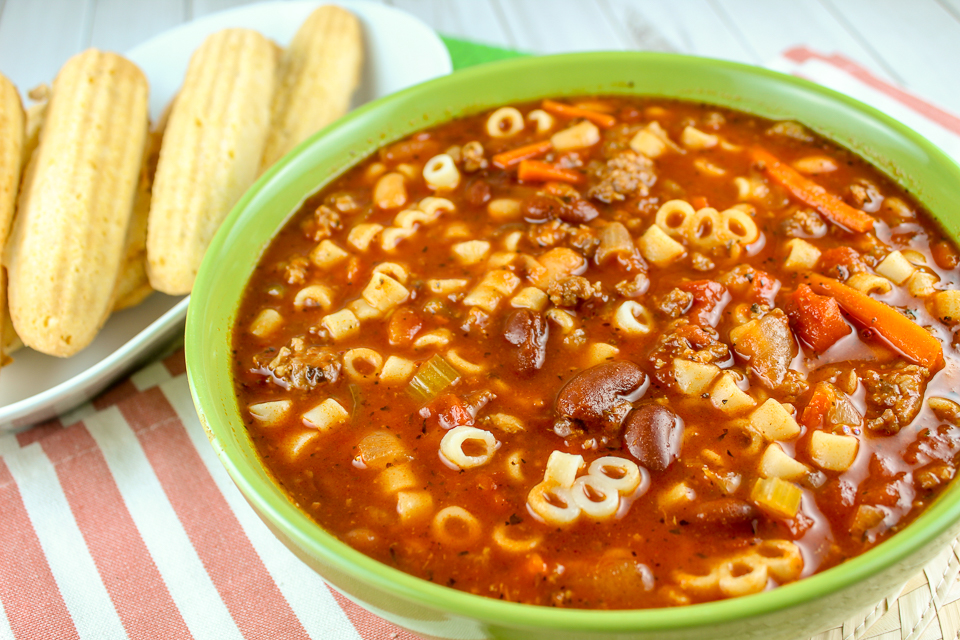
0 0 451 431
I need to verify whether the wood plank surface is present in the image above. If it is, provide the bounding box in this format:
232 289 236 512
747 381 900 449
88 0 185 54
605 0 755 62
0 0 90 94
0 1 956 140
823 0 960 113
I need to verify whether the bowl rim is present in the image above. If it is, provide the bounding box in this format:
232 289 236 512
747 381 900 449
186 50 960 632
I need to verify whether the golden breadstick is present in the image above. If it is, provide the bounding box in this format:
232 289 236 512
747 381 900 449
147 28 277 295
260 5 363 169
1 300 22 366
21 84 47 172
0 72 25 368
6 49 148 357
113 112 168 312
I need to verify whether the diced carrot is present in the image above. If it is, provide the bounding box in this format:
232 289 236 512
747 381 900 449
750 147 875 233
491 140 553 169
541 99 617 128
807 273 944 369
517 160 585 185
691 196 709 210
784 284 852 352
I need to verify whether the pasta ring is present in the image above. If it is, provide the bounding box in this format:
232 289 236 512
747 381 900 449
571 474 620 519
614 301 653 336
439 425 499 469
719 208 760 245
431 506 482 546
587 456 647 496
717 556 768 598
419 196 456 217
371 262 408 284
423 153 460 190
655 199 696 238
492 523 542 553
342 348 384 382
486 107 524 138
527 482 581 526
683 207 723 250
526 109 555 133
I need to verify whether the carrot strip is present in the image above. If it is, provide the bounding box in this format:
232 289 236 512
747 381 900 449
491 140 552 169
750 147 875 233
806 273 943 369
542 99 617 128
517 160 585 185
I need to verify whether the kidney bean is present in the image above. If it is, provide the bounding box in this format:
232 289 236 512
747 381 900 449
520 194 599 225
622 404 684 472
684 498 758 529
557 198 599 224
521 195 562 223
554 361 648 436
380 134 440 163
463 179 492 207
502 309 548 376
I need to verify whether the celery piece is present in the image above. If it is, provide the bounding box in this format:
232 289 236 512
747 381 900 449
750 477 802 519
406 354 461 404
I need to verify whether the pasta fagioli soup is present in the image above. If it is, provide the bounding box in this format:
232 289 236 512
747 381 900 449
231 97 960 609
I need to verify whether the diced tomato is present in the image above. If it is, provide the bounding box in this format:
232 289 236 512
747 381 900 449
680 280 730 327
784 284 852 352
818 247 866 280
800 382 835 430
387 308 423 346
522 553 548 576
427 394 474 430
747 269 780 307
690 196 709 210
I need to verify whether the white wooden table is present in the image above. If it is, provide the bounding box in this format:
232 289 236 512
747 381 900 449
0 0 957 115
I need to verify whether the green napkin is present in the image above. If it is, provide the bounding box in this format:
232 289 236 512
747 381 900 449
440 35 528 70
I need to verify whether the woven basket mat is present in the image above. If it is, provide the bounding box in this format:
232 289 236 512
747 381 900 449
806 537 960 640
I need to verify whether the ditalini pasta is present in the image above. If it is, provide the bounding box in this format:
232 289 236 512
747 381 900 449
233 97 960 609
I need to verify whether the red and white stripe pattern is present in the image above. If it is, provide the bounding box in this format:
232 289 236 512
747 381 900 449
1 48 958 639
772 47 960 162
0 351 423 639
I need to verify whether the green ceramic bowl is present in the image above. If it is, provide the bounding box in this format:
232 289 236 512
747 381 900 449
186 52 960 640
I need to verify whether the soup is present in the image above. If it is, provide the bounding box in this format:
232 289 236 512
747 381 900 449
230 97 960 609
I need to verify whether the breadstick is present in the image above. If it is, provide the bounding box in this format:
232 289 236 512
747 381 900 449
147 28 277 295
260 5 363 170
112 111 168 312
0 72 24 368
21 84 47 172
6 49 148 357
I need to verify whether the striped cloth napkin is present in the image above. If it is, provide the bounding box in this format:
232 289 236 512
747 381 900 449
1 46 958 640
